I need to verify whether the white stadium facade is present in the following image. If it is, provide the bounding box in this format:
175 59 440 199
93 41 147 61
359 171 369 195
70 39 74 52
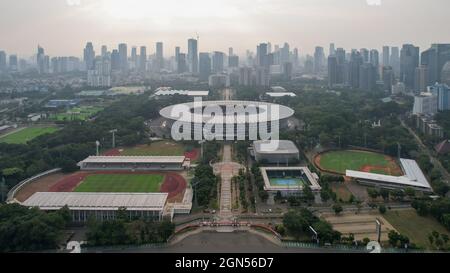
346 158 432 192
159 100 295 140
23 192 169 222
77 156 188 171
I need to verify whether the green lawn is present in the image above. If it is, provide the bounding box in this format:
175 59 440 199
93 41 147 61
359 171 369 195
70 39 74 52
318 150 395 174
384 209 450 249
74 174 164 193
0 127 58 144
121 141 185 156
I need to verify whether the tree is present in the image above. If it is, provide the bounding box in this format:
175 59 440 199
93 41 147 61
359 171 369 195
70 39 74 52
367 188 380 200
332 204 343 215
379 188 390 201
378 205 387 214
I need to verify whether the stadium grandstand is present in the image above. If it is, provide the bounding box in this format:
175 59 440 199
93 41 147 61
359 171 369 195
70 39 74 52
346 158 432 192
22 192 169 222
77 156 188 171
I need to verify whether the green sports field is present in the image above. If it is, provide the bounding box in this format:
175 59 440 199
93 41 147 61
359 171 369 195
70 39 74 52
0 127 58 144
121 141 185 156
316 150 401 175
74 174 164 193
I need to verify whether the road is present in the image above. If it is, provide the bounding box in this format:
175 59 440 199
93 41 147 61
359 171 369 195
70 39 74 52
400 118 450 182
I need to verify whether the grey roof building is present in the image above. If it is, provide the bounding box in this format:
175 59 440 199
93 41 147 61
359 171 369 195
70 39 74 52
253 140 300 164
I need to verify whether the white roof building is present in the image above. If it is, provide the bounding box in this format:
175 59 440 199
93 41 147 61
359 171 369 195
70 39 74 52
346 158 432 192
78 156 186 165
23 192 168 211
266 92 297 97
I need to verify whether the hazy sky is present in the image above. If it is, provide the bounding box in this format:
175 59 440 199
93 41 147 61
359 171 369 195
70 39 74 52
0 0 449 58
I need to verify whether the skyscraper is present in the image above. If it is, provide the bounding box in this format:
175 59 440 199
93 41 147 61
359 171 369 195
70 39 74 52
111 49 120 71
382 66 394 92
131 47 137 70
415 65 429 93
314 46 325 74
139 46 147 72
329 43 336 56
400 44 420 90
359 63 377 92
228 55 239 68
370 49 380 80
9 55 18 71
118 43 128 72
328 55 338 87
390 47 400 77
360 48 369 63
101 45 108 58
188 39 198 74
199 52 211 81
177 53 187 73
156 42 164 71
382 46 390 67
421 44 450 85
212 51 225 73
37 45 45 73
0 51 6 72
83 42 95 70
257 43 268 67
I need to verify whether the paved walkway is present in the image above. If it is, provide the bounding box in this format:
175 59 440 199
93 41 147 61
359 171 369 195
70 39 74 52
213 144 242 220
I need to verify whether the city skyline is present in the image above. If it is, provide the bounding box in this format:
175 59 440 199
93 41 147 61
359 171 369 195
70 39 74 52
1 0 449 57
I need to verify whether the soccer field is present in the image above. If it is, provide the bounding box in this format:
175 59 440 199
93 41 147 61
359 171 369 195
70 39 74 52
121 141 185 156
50 106 103 121
74 174 164 193
0 127 58 144
316 150 400 175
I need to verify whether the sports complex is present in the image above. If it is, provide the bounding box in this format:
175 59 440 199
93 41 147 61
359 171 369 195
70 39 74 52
11 143 195 222
314 149 432 192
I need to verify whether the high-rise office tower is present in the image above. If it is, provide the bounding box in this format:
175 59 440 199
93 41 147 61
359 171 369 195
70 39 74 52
442 61 450 86
212 51 225 73
257 43 268 67
118 43 128 72
88 56 111 87
314 46 325 74
37 45 45 73
101 45 108 58
267 43 272 54
131 47 137 70
328 55 338 87
280 43 290 65
421 44 450 85
83 42 95 70
390 47 400 76
293 48 299 68
359 63 377 92
335 48 346 84
0 51 6 72
347 50 364 89
283 62 293 81
188 39 198 73
382 66 394 92
400 44 420 89
139 46 147 72
255 67 270 87
228 55 239 68
177 53 187 73
329 43 336 56
111 49 120 71
415 65 429 93
382 46 390 67
429 83 450 111
360 48 369 63
9 55 18 71
229 47 234 57
199 52 211 81
156 42 164 71
239 67 253 86
370 49 380 79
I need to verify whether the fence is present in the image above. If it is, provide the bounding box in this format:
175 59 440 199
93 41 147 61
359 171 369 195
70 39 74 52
283 241 428 253
6 168 61 202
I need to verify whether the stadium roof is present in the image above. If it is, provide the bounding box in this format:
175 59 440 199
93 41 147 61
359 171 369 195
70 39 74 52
22 192 168 211
78 156 186 164
271 86 287 92
155 90 209 96
346 158 431 190
160 100 295 124
254 140 299 154
266 92 297 97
